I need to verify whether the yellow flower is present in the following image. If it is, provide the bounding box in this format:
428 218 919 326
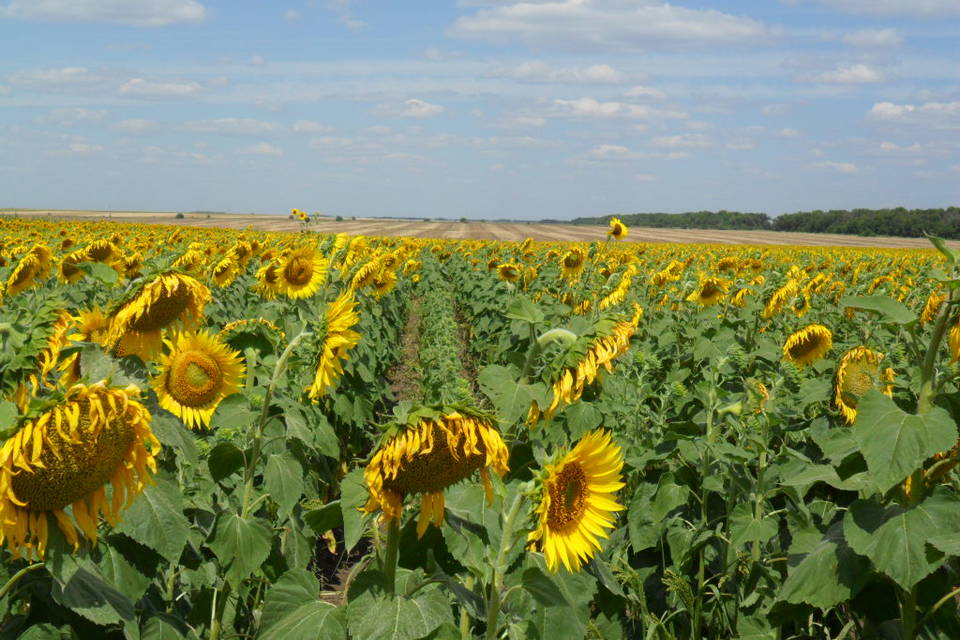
834 346 892 424
4 245 52 298
307 292 361 401
152 330 246 429
497 263 521 283
561 248 587 280
362 412 509 538
107 272 210 360
278 246 328 299
528 429 625 573
783 324 832 367
210 254 240 288
921 292 945 326
0 383 159 559
762 279 800 319
371 268 398 298
685 276 728 307
254 260 283 299
607 217 628 239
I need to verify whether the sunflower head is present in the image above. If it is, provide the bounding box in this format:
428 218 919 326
371 268 398 298
685 276 728 306
497 263 521 283
362 411 509 538
835 346 890 424
307 292 362 401
152 330 246 429
108 272 210 360
607 217 628 239
279 247 328 299
783 324 832 367
211 255 240 288
254 260 283 299
0 383 159 559
561 248 586 278
528 429 625 573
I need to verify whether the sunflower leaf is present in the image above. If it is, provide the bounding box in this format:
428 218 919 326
113 472 190 565
209 513 272 586
265 452 305 515
260 569 347 640
778 522 870 610
840 295 917 325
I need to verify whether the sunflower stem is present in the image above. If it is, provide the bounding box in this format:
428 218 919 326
485 492 523 640
241 330 311 519
0 562 44 599
383 520 400 596
917 289 957 415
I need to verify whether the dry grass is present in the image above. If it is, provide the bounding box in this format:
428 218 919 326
2 209 954 248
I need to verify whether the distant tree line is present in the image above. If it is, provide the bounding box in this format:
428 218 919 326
561 207 960 239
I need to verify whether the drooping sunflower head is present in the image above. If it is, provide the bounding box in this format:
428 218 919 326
497 263 521 283
278 246 328 299
528 429 625 573
685 276 728 306
362 411 509 538
921 292 946 326
0 383 159 559
783 324 832 367
152 330 246 429
307 291 361 401
108 272 211 360
254 260 283 299
834 346 890 424
4 248 50 298
211 254 240 288
607 217 628 239
57 249 87 284
84 239 120 264
371 268 398 298
561 248 587 278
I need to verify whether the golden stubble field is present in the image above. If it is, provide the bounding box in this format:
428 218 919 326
2 209 954 248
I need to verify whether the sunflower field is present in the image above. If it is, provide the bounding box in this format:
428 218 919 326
1 214 960 640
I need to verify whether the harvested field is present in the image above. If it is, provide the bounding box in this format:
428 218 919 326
2 209 955 248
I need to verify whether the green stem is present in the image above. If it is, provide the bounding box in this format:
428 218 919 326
0 562 44 599
485 493 523 640
240 330 311 519
917 292 957 414
919 584 960 628
460 575 475 640
902 587 918 640
384 520 400 596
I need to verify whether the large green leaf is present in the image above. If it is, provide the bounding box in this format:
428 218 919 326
840 295 917 325
851 391 958 492
259 569 346 640
265 452 305 515
478 364 548 426
53 567 135 626
150 412 198 466
346 584 453 640
207 441 245 482
209 513 273 586
340 468 369 552
729 503 779 548
778 523 870 610
844 488 960 590
113 472 190 564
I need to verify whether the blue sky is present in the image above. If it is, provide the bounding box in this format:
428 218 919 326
0 0 958 220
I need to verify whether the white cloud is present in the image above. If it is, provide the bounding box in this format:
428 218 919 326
67 143 104 154
590 144 634 158
373 98 445 118
283 9 301 21
552 97 686 120
490 60 625 84
841 28 902 48
868 101 960 129
182 118 285 135
625 85 666 100
0 0 206 26
323 0 366 29
36 107 108 126
586 144 688 161
727 142 755 151
812 160 858 173
293 120 334 133
498 115 547 128
635 173 658 182
309 136 355 149
250 55 266 66
805 63 884 84
423 48 464 61
651 133 710 148
115 119 159 133
450 0 773 51
779 128 799 137
822 0 960 18
7 66 105 90
242 142 283 156
119 78 201 98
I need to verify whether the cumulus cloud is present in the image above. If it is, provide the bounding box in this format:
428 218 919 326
0 0 206 26
36 107 108 126
449 0 774 51
489 60 625 84
115 119 159 134
812 160 858 173
804 63 884 84
241 142 283 156
552 97 686 120
7 67 106 91
373 98 445 118
651 133 710 148
293 120 334 133
868 101 960 129
821 0 960 18
587 144 688 161
625 85 666 100
182 118 285 135
635 173 658 182
119 78 201 99
841 28 902 48
67 143 104 154
497 115 547 128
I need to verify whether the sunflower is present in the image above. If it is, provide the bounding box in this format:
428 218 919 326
4 247 51 298
350 259 381 292
57 249 87 284
949 323 960 363
152 330 245 429
685 276 728 306
528 429 625 573
211 255 240 288
607 217 628 240
921 292 945 326
307 291 361 400
599 266 636 310
834 346 892 424
60 308 113 385
497 263 521 283
362 411 509 538
783 324 832 367
561 248 587 280
371 268 398 298
254 260 283 299
0 383 159 559
107 272 210 360
278 247 328 299
762 279 800 319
